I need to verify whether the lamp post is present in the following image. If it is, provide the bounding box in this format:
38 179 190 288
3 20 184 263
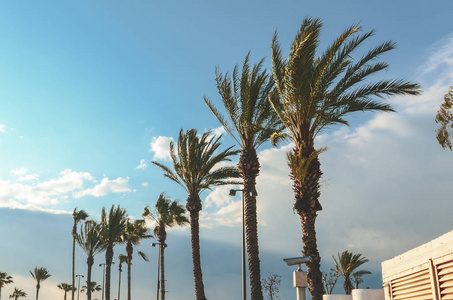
152 242 162 300
75 274 84 300
99 263 106 300
229 188 258 300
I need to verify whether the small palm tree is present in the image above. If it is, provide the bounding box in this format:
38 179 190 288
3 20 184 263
9 288 26 300
153 128 240 300
143 193 189 300
270 18 421 300
57 283 73 300
331 250 370 294
0 272 13 300
81 281 102 294
99 205 128 300
76 220 106 300
352 270 371 289
122 219 152 300
117 254 127 300
204 53 284 300
29 267 51 300
72 208 89 300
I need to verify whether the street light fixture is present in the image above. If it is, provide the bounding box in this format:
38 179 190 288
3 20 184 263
75 274 84 300
228 188 257 300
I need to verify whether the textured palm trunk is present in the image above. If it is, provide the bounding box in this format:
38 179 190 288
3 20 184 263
238 149 264 300
126 241 133 300
87 255 94 300
160 242 166 300
35 284 40 300
186 195 207 300
105 246 114 300
344 277 352 295
292 145 323 300
72 225 76 300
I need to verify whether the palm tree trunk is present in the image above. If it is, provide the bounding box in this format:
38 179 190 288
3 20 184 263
160 242 165 300
36 284 40 300
105 246 114 300
293 146 323 300
87 255 94 300
0 285 2 300
239 149 264 300
126 241 133 300
344 277 352 295
188 208 207 300
64 291 67 300
72 226 76 300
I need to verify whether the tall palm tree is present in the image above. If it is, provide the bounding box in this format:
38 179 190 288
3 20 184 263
8 288 26 300
0 272 13 300
153 128 240 300
122 219 151 300
269 18 421 300
99 205 128 300
143 193 189 300
76 220 106 300
331 251 370 294
204 53 284 300
81 281 102 294
29 267 51 300
117 254 127 300
72 208 89 300
57 283 73 300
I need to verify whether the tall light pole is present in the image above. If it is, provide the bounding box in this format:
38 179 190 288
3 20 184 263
152 242 161 300
99 263 106 300
76 274 84 300
229 188 258 300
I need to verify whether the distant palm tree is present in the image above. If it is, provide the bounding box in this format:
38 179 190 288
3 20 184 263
72 208 89 300
122 219 151 300
0 272 13 300
204 53 284 300
352 270 371 289
143 193 189 300
270 17 421 300
29 267 51 300
99 205 128 300
8 288 26 300
81 281 102 294
76 220 106 300
117 254 127 300
153 128 240 300
331 250 370 294
57 283 73 300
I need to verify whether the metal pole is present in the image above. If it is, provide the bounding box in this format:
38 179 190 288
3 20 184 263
76 275 84 300
100 264 105 300
242 191 246 300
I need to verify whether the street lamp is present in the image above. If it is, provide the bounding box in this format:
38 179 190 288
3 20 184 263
229 188 258 300
99 263 106 300
152 242 165 300
75 274 84 300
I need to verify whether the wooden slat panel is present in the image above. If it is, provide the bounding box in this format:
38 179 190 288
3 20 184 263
391 267 432 300
393 269 430 284
439 265 453 276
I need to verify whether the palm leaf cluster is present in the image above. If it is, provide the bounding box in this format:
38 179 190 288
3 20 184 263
331 250 370 295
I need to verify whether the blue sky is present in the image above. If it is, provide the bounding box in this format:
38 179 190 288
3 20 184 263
1 1 453 299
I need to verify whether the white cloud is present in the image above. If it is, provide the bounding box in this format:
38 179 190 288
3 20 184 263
18 173 39 182
142 182 149 187
11 168 28 175
73 176 131 198
0 124 6 133
136 159 148 170
211 126 226 137
149 136 173 161
204 186 233 208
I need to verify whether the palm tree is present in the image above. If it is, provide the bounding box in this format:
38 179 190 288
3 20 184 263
331 251 370 294
117 254 127 300
99 205 128 300
72 208 89 300
29 267 51 300
81 281 102 294
9 288 26 300
204 53 284 300
269 18 421 300
153 128 240 300
76 220 106 300
143 193 189 300
352 270 371 289
57 283 73 300
0 272 13 300
122 219 152 300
